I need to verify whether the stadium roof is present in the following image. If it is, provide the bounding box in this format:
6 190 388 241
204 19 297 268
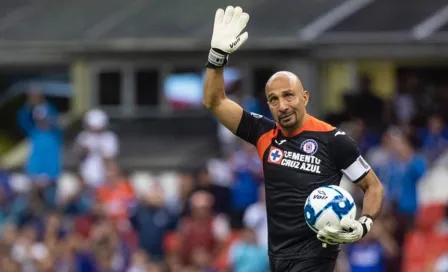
0 0 448 53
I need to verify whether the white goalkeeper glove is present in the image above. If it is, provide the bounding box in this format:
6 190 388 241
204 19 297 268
317 215 373 245
206 6 250 68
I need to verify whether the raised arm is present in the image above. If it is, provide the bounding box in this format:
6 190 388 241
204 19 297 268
203 68 243 134
203 6 249 133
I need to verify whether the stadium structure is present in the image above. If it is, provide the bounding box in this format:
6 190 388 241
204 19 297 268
1 0 448 172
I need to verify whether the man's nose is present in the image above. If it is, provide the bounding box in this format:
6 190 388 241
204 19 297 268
278 99 289 112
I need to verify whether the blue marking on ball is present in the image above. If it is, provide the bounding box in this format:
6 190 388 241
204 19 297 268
304 185 355 229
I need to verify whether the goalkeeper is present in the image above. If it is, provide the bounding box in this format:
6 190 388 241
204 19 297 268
202 6 384 272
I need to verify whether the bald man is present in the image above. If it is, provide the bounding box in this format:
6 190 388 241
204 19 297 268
203 6 384 272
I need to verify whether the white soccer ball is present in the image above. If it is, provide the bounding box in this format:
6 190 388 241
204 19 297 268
304 185 356 233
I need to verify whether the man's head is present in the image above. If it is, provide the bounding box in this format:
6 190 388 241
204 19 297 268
265 71 309 133
189 191 214 219
428 114 444 134
105 162 122 186
84 109 108 132
144 185 165 208
27 86 43 106
33 105 51 130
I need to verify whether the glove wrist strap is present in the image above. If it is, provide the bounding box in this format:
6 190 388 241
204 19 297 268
360 215 373 237
206 48 228 68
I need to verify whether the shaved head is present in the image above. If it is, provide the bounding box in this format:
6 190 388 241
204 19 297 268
266 71 303 93
265 71 309 134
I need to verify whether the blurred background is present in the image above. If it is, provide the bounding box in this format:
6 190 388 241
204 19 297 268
0 0 448 271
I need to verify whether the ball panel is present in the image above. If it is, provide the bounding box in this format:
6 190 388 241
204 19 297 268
315 210 340 231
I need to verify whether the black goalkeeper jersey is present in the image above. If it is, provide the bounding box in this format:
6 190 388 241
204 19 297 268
236 111 371 260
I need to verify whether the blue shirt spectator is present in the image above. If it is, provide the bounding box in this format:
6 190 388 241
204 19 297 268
418 115 448 162
17 101 62 181
399 154 427 215
347 242 385 272
366 146 406 204
230 144 262 212
229 229 269 272
129 188 177 261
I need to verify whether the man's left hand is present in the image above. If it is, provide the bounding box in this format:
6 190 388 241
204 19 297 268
317 215 373 244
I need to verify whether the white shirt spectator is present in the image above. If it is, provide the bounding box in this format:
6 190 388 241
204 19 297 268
75 109 119 187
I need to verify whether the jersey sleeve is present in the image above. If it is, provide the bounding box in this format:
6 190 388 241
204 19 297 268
235 111 276 146
330 129 371 183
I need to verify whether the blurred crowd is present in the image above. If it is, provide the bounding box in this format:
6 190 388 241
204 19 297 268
327 75 448 272
0 73 447 272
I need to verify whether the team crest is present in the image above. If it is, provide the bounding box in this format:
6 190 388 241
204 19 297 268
268 147 284 164
301 139 318 155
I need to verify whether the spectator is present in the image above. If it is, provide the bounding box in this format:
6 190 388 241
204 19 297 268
230 141 263 228
129 184 176 262
394 75 419 127
0 242 20 272
346 217 398 272
366 128 406 205
390 132 428 228
418 114 448 163
341 118 381 156
127 249 150 272
96 163 135 232
2 222 18 248
17 87 59 136
193 167 231 216
0 170 17 229
74 109 119 188
243 185 268 249
90 217 132 271
15 187 46 229
17 89 62 206
348 75 386 129
178 191 229 267
166 170 195 217
58 174 94 216
189 247 218 272
229 227 269 272
11 224 50 271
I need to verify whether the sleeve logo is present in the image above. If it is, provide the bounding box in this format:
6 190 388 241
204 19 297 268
250 112 263 119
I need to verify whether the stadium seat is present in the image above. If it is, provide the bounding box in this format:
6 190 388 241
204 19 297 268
416 204 446 232
403 230 448 272
402 231 427 272
425 232 448 261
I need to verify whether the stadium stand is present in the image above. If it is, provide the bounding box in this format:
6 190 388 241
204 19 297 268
327 0 448 32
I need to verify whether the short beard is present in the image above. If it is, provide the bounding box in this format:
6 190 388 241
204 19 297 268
279 114 299 129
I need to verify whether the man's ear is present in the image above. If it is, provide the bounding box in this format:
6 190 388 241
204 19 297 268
303 90 310 107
